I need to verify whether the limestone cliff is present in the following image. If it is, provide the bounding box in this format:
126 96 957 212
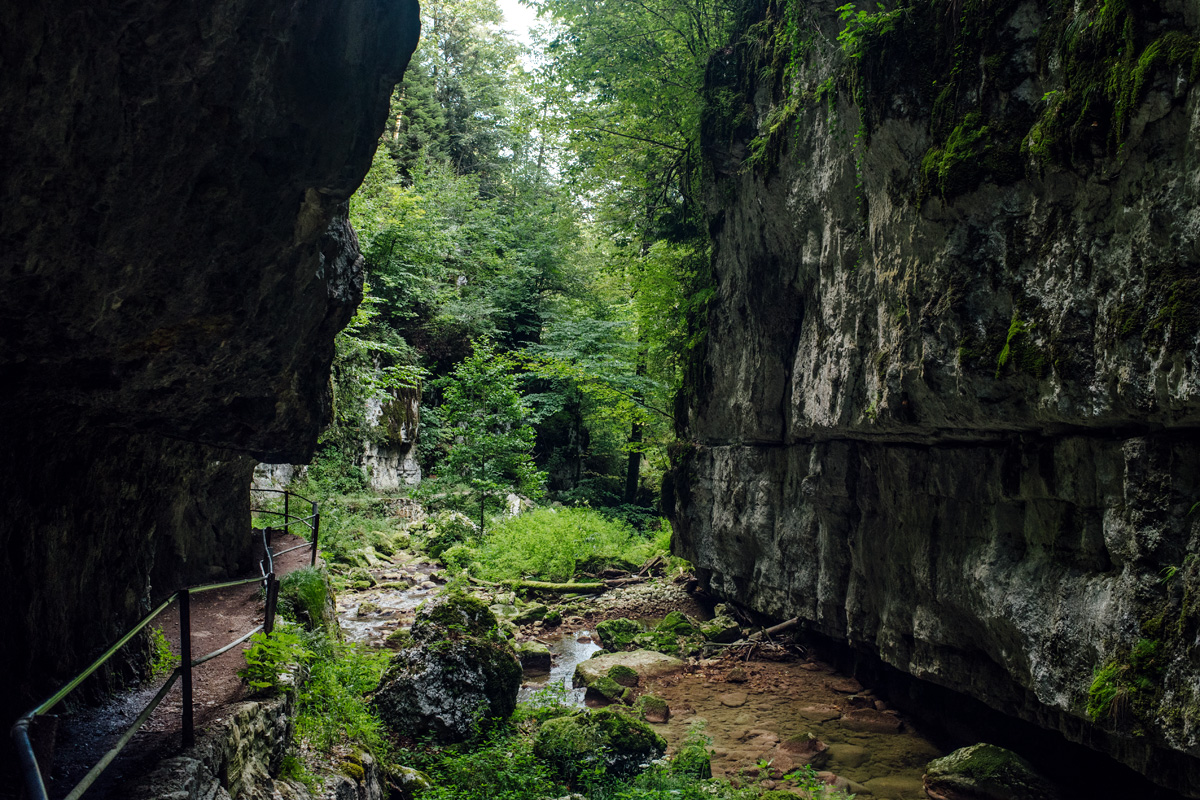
0 0 418 729
670 0 1200 793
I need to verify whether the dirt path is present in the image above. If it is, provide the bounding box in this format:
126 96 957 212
42 532 316 800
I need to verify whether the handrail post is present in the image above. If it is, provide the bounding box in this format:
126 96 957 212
310 501 320 566
264 573 279 635
12 717 50 800
284 491 290 536
179 590 194 749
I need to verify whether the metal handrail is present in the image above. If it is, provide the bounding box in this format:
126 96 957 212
10 489 320 800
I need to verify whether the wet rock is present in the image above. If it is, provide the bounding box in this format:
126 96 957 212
574 650 684 689
512 603 549 625
797 704 842 722
515 640 551 672
725 666 749 683
608 664 640 687
844 694 875 709
640 694 670 723
586 675 633 705
699 614 742 644
372 593 521 742
825 743 868 769
923 743 1061 800
826 677 863 694
841 708 902 734
596 618 643 650
719 691 748 708
534 707 667 780
386 765 432 800
357 602 382 617
864 774 926 797
779 735 829 769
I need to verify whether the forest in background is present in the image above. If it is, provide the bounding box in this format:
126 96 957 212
305 0 738 531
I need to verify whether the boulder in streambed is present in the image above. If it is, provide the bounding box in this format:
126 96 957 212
840 707 903 734
596 618 643 650
574 650 684 690
372 592 521 742
534 707 667 780
923 743 1061 800
515 640 551 672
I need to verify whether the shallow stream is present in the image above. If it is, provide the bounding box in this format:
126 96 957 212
337 566 945 799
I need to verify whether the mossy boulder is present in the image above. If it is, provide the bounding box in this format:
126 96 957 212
586 675 633 704
639 694 669 724
923 743 1061 800
533 707 667 780
512 603 549 625
608 664 639 687
656 610 698 636
411 592 497 642
575 651 684 689
372 591 521 742
515 640 551 672
698 613 741 643
596 618 643 650
276 566 339 637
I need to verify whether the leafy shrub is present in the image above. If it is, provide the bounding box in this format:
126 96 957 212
239 626 310 693
422 510 478 558
277 567 333 632
295 636 392 757
147 627 178 679
474 508 657 582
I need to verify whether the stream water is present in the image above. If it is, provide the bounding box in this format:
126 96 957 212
337 564 946 799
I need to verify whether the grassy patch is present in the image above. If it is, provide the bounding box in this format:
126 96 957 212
468 508 663 583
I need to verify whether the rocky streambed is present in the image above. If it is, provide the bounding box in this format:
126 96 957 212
335 555 957 799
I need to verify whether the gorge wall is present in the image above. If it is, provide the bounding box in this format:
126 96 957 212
0 0 419 731
669 0 1200 794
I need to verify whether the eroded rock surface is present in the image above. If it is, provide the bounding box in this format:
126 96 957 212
669 0 1200 793
372 594 522 742
0 0 418 730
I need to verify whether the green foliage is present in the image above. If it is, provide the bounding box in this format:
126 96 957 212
295 637 392 757
239 627 311 693
414 727 563 800
596 618 645 652
471 508 658 582
277 567 333 632
441 339 546 526
1086 638 1165 724
148 627 178 679
995 313 1047 379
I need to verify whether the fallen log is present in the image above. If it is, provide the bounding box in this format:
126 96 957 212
748 616 801 641
467 576 648 593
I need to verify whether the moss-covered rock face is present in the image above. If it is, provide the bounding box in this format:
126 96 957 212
533 707 667 780
372 597 521 742
596 618 644 651
673 0 1200 791
411 591 499 642
924 743 1061 800
608 664 640 687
